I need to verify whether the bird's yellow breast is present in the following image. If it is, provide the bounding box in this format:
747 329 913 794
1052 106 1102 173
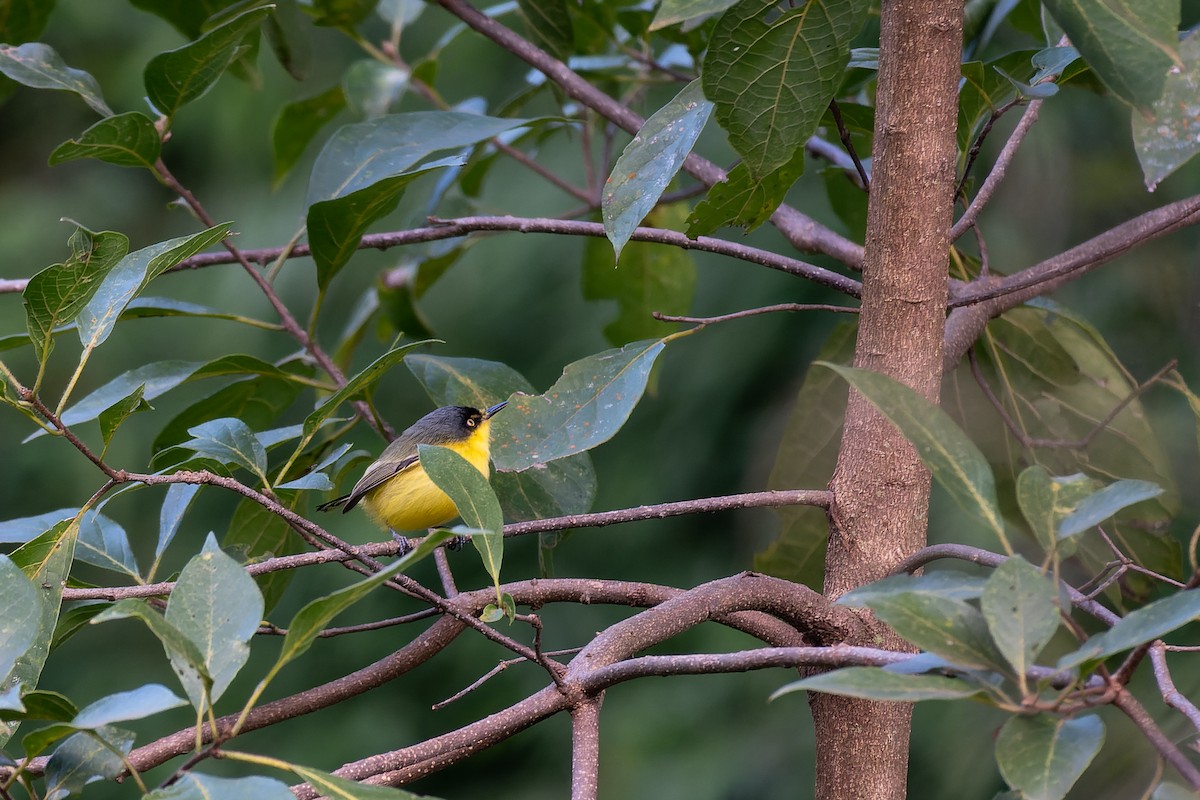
360 421 493 532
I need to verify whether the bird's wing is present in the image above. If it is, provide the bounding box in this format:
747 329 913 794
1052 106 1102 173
340 452 421 512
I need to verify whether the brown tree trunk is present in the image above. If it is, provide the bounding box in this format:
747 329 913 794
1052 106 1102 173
811 2 963 799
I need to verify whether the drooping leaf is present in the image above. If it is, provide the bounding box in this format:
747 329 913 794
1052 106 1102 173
1015 467 1100 554
157 483 200 563
837 571 988 607
0 556 42 684
650 0 739 30
165 534 263 706
585 204 696 344
76 510 139 579
857 592 1008 672
77 223 232 352
406 353 597 520
44 726 135 799
491 339 666 471
311 0 376 28
0 518 78 747
1058 480 1164 540
143 6 274 118
1134 30 1200 190
176 417 268 481
602 80 712 258
23 227 129 363
686 147 806 237
1058 589 1200 670
143 772 296 800
702 0 868 178
271 85 346 188
71 684 186 729
420 444 505 589
289 764 430 799
0 0 57 43
995 714 1104 800
0 42 112 115
307 158 460 286
90 599 211 703
980 556 1059 677
1042 0 1178 114
516 0 573 60
48 112 162 170
97 383 151 451
821 363 1008 547
772 667 983 702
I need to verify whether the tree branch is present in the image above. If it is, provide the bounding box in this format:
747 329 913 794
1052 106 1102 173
950 99 1043 241
433 0 864 269
571 700 603 800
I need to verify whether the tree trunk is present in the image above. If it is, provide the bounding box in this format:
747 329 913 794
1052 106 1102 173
812 2 963 799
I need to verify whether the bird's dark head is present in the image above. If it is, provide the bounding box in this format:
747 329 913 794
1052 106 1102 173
412 402 507 444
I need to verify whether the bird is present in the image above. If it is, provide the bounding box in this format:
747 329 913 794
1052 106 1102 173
316 401 508 533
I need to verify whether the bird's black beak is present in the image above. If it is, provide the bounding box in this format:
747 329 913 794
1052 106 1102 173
483 401 508 420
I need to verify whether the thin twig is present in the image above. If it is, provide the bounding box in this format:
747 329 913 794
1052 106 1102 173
954 98 1020 199
1112 688 1200 790
827 100 870 190
1149 641 1200 735
951 98 1043 241
654 304 858 326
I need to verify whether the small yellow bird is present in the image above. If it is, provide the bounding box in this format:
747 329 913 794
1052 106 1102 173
317 402 507 532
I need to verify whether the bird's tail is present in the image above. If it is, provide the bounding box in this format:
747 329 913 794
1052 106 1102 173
315 494 351 512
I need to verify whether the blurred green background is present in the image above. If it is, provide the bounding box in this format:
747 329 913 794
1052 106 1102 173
2 2 1200 798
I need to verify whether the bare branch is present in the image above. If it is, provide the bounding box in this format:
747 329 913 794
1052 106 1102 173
654 304 858 326
1112 688 1200 791
827 100 870 190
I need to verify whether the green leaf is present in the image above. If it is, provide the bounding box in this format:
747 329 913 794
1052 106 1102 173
307 158 459 287
420 445 505 588
97 384 150 451
0 0 56 43
44 726 135 798
90 599 212 702
1058 479 1164 540
165 534 263 706
981 556 1059 677
144 772 295 800
837 571 987 607
0 556 42 684
602 80 712 258
301 340 434 444
650 0 738 30
772 667 983 702
0 509 77 544
78 224 232 352
491 339 666 471
0 689 76 722
702 0 867 178
77 510 139 579
271 85 346 188
1042 0 1178 113
266 531 452 681
858 592 1008 671
957 51 1038 157
176 417 268 480
289 764 430 799
686 147 806 237
157 483 200 563
23 227 129 363
48 111 162 170
406 354 597 520
996 714 1104 800
264 0 311 80
0 519 78 747
151 374 302 463
821 363 1008 546
130 0 236 39
516 0 573 59
1058 589 1200 670
71 684 186 728
341 59 409 119
144 6 274 118
311 0 376 28
0 42 112 115
1015 467 1100 554
756 323 854 586
585 205 696 345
